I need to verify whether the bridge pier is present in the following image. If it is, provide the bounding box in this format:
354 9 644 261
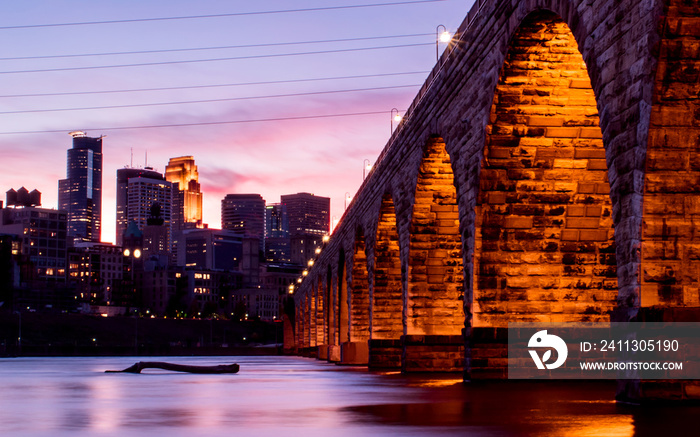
368 339 402 369
328 344 341 362
464 328 508 380
339 341 369 365
402 335 464 373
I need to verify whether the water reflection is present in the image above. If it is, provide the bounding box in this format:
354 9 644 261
0 357 697 436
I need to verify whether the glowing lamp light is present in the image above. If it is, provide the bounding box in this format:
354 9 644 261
439 30 452 43
123 248 130 257
133 248 141 258
297 277 302 283
391 108 402 133
308 259 314 267
302 270 308 277
322 235 330 243
315 247 322 255
436 25 452 61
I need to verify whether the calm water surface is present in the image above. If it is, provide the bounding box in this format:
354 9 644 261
0 356 697 436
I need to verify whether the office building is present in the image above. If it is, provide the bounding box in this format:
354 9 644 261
281 193 330 265
126 176 172 254
115 167 165 246
165 156 203 229
221 194 265 252
264 203 290 262
58 131 103 244
67 242 122 305
0 202 68 283
281 192 330 236
176 228 244 271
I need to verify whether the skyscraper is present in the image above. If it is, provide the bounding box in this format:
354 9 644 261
265 203 290 262
115 166 165 246
126 176 172 251
281 192 330 236
58 131 103 244
165 156 203 229
221 194 265 251
281 192 330 265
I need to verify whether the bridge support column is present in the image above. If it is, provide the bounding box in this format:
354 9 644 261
616 308 700 403
328 344 341 362
368 339 402 369
402 335 464 372
317 345 329 360
464 328 508 380
339 341 369 365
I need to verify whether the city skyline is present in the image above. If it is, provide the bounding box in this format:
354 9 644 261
0 0 472 244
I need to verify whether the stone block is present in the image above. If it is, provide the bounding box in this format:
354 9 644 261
340 341 369 365
500 216 532 229
546 127 580 138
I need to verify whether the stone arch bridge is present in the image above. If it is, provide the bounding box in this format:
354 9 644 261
289 0 700 401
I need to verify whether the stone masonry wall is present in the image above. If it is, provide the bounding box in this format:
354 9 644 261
642 0 700 309
474 10 617 326
373 194 404 339
407 137 464 335
350 230 370 341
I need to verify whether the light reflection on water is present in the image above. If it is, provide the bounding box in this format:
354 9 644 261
0 356 697 436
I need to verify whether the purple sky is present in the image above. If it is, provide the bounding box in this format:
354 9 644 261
0 0 473 243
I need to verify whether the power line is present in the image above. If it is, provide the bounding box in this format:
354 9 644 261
0 1 446 30
0 84 421 115
0 110 398 135
0 42 433 74
0 33 433 61
0 71 429 98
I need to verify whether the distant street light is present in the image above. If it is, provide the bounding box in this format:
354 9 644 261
436 24 452 61
344 192 353 209
363 159 372 180
391 108 402 133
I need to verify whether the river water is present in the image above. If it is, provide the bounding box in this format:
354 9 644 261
0 356 697 436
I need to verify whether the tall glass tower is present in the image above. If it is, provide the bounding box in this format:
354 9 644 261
58 131 103 244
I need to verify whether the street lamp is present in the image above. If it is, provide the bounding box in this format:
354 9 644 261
391 108 402 133
344 192 353 209
436 24 452 61
363 159 372 180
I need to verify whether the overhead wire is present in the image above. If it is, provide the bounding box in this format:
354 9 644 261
0 110 399 135
0 0 446 30
0 71 430 98
0 42 434 74
0 84 422 114
0 33 434 61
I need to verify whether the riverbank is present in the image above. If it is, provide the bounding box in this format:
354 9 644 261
0 311 283 357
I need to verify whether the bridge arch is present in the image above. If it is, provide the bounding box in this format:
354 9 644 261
350 226 370 342
337 248 348 344
372 192 404 339
472 9 617 327
407 135 464 336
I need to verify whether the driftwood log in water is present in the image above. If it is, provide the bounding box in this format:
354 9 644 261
106 361 240 374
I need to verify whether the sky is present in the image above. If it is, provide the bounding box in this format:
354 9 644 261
0 0 474 244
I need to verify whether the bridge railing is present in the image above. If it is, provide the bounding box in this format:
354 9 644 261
332 0 490 234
